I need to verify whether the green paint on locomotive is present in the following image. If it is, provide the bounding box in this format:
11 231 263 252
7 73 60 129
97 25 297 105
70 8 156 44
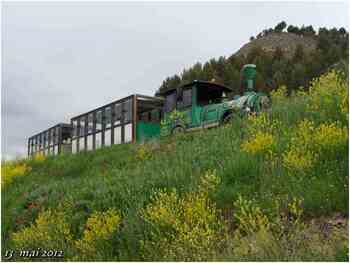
159 64 270 136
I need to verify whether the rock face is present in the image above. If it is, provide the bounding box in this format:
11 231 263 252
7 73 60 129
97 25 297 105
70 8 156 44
235 32 318 58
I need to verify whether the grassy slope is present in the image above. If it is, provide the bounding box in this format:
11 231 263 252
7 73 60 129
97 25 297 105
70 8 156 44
2 74 349 261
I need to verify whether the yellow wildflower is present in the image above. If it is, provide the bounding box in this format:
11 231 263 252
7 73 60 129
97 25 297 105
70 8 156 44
271 85 288 103
12 209 72 249
233 195 270 235
241 131 274 157
1 161 31 188
33 152 46 162
75 209 121 256
308 70 348 121
140 171 225 261
283 119 348 173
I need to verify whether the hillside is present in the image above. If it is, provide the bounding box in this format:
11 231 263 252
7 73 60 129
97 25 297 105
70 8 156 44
2 70 348 261
158 23 348 96
234 32 317 58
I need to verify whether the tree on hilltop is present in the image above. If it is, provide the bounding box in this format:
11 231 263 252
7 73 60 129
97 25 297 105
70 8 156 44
274 21 287 32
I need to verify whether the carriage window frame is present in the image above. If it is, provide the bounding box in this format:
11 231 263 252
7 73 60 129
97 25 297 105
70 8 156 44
182 88 192 108
123 99 132 123
164 92 177 113
79 117 85 137
96 110 102 131
88 113 94 134
105 106 112 129
114 103 122 126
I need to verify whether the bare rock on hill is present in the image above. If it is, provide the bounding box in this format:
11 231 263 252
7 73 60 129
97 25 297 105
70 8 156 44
235 32 317 58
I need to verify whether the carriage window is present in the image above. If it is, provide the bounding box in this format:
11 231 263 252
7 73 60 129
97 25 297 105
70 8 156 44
114 126 121 144
72 139 77 154
50 132 53 146
72 120 78 138
79 117 85 137
47 131 51 146
105 107 111 129
28 139 31 154
39 134 42 149
124 100 132 123
87 134 93 151
87 114 93 134
197 85 225 106
105 129 111 146
33 137 36 152
54 145 59 155
182 88 192 108
44 132 49 147
56 127 60 143
46 131 50 147
49 129 53 145
164 92 176 112
36 136 39 151
52 129 56 145
96 111 102 131
114 104 122 125
96 132 102 149
125 124 132 142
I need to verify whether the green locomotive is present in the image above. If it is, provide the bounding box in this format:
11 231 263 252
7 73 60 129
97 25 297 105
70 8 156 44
157 64 270 136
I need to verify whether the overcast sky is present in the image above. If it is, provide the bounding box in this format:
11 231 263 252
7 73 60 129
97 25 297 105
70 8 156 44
1 1 349 160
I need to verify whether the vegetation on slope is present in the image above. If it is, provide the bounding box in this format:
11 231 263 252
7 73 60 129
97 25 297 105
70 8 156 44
2 70 349 261
158 22 349 96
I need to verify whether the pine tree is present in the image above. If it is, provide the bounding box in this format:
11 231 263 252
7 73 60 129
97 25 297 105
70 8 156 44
274 21 287 32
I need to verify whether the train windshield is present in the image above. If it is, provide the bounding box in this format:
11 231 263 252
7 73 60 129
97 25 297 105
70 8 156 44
197 85 226 106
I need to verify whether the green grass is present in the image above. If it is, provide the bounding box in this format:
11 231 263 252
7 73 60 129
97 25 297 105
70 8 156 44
2 75 349 261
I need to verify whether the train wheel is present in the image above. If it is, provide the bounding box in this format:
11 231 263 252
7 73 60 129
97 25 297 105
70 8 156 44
172 126 185 134
222 113 234 125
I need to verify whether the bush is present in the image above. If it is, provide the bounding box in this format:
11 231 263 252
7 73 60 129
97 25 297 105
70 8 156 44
11 207 73 256
140 171 226 261
74 209 122 260
308 70 348 123
1 161 31 188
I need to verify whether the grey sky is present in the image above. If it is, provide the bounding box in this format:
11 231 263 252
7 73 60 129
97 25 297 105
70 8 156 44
2 1 349 160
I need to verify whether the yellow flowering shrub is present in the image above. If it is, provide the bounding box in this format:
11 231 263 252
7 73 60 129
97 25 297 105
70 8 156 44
228 196 309 261
33 152 46 162
314 122 348 156
12 209 73 250
241 131 275 157
308 70 348 121
233 195 270 235
294 86 308 98
246 112 282 138
140 171 225 261
198 170 221 193
246 113 271 134
242 112 281 159
287 197 303 224
283 119 348 172
340 88 348 121
136 144 152 161
74 209 121 258
233 195 304 237
283 149 316 172
271 85 288 103
1 161 31 188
